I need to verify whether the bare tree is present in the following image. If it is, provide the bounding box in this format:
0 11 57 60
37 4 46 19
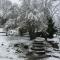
18 0 60 34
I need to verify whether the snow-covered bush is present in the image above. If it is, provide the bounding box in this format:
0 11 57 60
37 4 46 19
18 27 27 36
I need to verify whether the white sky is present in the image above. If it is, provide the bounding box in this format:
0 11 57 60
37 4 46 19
9 0 20 4
9 0 22 6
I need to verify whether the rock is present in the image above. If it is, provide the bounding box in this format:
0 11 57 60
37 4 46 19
1 43 4 46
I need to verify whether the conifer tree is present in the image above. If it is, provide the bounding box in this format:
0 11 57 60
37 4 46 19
46 17 57 38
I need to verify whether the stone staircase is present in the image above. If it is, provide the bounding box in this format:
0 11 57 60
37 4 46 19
31 37 46 58
27 37 59 59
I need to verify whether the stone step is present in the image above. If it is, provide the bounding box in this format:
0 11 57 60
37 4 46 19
33 53 46 58
35 50 45 52
35 51 45 54
32 48 45 51
33 44 45 46
33 42 45 44
33 44 45 47
32 47 45 49
33 45 45 48
45 50 52 53
32 46 45 49
34 40 45 42
34 41 45 42
35 37 45 41
45 44 51 47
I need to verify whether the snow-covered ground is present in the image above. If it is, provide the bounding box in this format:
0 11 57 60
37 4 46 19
0 35 30 60
0 32 60 60
43 35 60 60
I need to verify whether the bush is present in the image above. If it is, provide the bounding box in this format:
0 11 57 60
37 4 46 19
14 44 20 47
29 33 36 40
19 28 27 36
24 45 28 49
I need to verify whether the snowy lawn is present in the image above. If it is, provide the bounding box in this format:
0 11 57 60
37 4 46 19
0 35 30 60
0 34 60 60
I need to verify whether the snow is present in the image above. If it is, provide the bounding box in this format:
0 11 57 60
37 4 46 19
44 57 60 60
0 28 4 32
48 36 59 43
0 36 16 60
0 32 60 60
0 35 27 60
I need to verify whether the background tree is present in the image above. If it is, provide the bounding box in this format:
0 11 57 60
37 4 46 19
17 0 60 39
46 17 57 38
